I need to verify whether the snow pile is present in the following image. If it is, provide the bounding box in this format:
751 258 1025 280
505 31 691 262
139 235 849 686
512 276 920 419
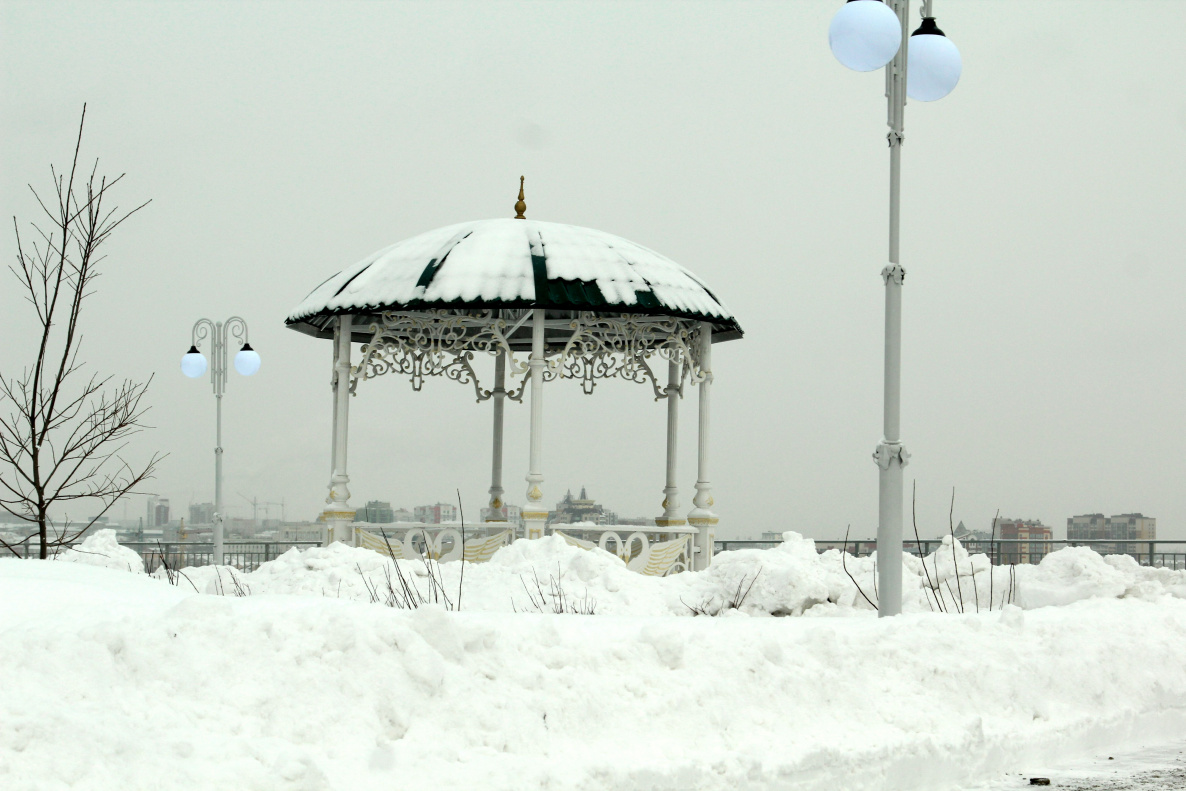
229 536 675 615
218 532 1186 616
221 533 936 616
3 557 1186 791
1017 548 1186 608
1105 553 1186 600
679 535 881 616
54 528 145 574
1015 546 1130 608
117 531 1186 617
478 534 671 613
150 562 253 596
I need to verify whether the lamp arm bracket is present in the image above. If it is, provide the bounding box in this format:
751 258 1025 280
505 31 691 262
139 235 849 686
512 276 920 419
881 265 906 285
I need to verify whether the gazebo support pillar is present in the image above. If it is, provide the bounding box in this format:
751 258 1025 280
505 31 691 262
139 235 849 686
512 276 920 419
522 309 549 538
688 322 717 570
324 314 356 545
656 358 684 528
328 322 339 492
486 350 508 525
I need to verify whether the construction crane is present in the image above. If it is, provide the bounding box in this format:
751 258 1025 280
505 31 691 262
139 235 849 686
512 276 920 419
238 494 286 527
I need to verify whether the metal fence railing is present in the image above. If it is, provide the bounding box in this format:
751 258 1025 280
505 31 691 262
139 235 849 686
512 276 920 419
18 541 323 573
14 537 1185 572
713 538 1186 569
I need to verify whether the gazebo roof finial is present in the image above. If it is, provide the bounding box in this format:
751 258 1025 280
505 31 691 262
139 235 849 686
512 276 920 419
514 176 526 219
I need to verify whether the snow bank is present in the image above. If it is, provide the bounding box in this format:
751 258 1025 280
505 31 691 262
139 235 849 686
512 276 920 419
1015 548 1186 608
224 532 1186 616
54 528 145 574
0 557 189 631
42 530 1186 617
2 557 1186 791
236 535 676 615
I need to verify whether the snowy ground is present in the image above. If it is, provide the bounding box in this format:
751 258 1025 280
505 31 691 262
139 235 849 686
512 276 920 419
3 531 1186 790
965 740 1186 789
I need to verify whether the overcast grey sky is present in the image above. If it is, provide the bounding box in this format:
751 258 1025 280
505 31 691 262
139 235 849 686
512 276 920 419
2 1 1184 540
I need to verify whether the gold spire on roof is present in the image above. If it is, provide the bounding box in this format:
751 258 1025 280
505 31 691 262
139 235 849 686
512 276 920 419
514 176 526 219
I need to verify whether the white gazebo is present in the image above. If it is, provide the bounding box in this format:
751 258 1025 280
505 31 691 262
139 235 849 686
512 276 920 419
285 184 742 571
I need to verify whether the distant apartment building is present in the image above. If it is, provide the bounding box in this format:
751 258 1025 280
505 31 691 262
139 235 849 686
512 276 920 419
1067 513 1109 541
997 518 1053 564
189 502 215 525
1110 513 1156 541
356 500 395 524
414 503 458 524
146 496 170 528
1067 513 1156 554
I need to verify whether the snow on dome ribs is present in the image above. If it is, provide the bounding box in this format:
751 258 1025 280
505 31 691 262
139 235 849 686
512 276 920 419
285 219 741 335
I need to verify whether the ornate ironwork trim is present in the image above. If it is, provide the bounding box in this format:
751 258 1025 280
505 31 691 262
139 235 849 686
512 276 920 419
352 309 708 400
353 310 527 402
549 313 709 399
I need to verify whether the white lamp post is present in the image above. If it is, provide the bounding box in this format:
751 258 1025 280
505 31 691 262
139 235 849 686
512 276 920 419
181 316 260 564
829 0 961 616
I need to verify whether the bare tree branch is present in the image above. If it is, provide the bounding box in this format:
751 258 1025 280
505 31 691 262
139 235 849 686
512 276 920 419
0 105 161 558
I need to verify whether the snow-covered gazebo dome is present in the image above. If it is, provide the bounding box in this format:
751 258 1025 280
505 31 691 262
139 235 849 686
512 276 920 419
286 182 742 572
286 218 741 342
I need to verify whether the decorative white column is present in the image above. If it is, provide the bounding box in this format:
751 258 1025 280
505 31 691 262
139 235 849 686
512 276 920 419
655 357 684 529
324 314 356 545
324 322 341 546
687 322 717 570
329 325 340 475
522 309 549 539
486 349 508 524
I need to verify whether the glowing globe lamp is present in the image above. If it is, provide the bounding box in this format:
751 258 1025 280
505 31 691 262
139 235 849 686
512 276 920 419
907 17 961 101
181 346 207 378
234 343 261 376
829 0 902 72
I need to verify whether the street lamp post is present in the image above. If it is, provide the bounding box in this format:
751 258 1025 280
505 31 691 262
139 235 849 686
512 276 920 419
181 317 261 564
829 0 962 616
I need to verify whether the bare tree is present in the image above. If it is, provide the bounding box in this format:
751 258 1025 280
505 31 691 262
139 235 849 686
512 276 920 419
0 105 160 558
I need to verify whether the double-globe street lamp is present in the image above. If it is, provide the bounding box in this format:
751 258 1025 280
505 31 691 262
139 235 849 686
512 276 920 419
829 0 962 616
180 317 261 564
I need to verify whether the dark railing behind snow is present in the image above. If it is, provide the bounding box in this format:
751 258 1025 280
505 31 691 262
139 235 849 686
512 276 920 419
18 541 322 573
16 538 1185 572
714 538 1186 570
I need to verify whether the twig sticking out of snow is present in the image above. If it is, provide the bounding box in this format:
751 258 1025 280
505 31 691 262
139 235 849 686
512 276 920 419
153 540 198 593
731 567 761 609
910 491 1021 615
989 511 998 607
359 530 458 611
949 487 965 614
681 567 762 616
842 525 877 610
456 488 465 612
213 566 251 597
913 483 941 613
515 565 596 615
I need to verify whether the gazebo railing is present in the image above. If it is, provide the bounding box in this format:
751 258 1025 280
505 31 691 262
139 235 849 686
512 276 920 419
549 523 695 576
354 522 515 563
